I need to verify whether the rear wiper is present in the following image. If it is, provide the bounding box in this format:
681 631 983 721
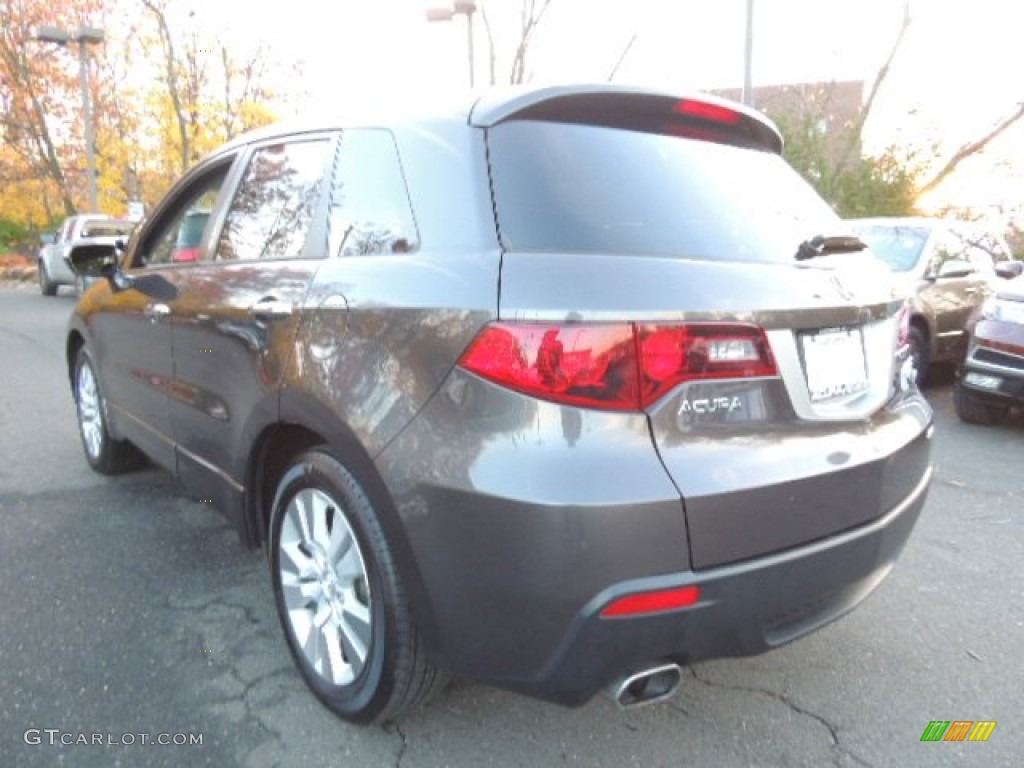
795 234 867 261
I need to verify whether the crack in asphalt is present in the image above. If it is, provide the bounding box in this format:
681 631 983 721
384 720 409 768
686 667 875 768
163 590 298 766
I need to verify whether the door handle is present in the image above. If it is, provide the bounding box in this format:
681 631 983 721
964 287 977 295
144 303 170 323
249 296 294 322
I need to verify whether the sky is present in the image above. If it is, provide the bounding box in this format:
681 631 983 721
170 0 1024 217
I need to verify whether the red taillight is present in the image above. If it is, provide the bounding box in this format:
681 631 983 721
457 323 639 410
458 322 777 411
600 586 701 618
896 304 911 350
673 99 742 125
637 324 777 406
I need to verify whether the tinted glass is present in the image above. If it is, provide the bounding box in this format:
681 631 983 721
218 139 331 261
853 225 929 273
487 120 838 263
137 170 227 267
327 129 419 257
80 220 136 238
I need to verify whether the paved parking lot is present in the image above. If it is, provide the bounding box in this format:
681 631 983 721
1 285 1021 767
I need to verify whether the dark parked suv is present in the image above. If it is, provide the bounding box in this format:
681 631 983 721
66 84 933 723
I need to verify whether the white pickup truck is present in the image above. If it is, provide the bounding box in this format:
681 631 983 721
38 214 137 296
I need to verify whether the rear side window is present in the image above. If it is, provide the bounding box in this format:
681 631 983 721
217 139 331 261
327 129 418 258
487 120 838 263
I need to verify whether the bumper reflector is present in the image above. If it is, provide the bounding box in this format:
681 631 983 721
600 585 701 618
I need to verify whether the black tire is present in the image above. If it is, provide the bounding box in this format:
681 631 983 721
269 448 445 723
909 326 929 387
39 261 57 296
954 379 1008 426
73 348 144 474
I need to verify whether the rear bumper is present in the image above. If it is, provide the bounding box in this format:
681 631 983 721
374 371 933 706
509 463 930 705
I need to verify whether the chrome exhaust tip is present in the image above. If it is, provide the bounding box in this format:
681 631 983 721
608 663 683 709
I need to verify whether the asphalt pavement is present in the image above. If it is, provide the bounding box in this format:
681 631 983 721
1 283 1021 767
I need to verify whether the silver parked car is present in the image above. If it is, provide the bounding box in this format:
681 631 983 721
65 84 933 723
38 214 136 296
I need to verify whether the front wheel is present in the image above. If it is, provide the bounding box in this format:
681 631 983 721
74 348 143 474
269 449 445 723
39 261 57 296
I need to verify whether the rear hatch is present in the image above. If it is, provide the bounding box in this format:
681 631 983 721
479 87 929 569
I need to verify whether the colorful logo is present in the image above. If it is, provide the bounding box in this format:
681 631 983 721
920 721 997 742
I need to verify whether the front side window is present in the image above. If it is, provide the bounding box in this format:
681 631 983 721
327 129 419 258
217 139 331 261
135 168 228 268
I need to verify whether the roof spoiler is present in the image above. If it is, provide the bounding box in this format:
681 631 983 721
470 84 783 154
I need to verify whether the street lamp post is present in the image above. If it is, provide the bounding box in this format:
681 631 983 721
742 0 754 107
34 25 105 212
425 2 478 88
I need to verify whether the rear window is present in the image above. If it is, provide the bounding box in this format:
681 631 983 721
487 120 838 263
852 225 929 273
80 220 135 238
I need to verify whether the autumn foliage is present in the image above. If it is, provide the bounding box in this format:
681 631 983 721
0 0 280 244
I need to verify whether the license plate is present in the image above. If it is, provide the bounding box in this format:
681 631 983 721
964 371 1001 390
801 327 868 402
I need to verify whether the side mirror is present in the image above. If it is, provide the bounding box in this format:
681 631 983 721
40 232 57 246
66 241 178 300
68 243 118 277
995 261 1023 279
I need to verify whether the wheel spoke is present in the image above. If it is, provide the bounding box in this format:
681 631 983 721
337 611 369 670
292 490 315 545
323 624 350 684
302 616 322 669
336 545 364 583
279 540 317 581
310 491 330 547
327 514 352 564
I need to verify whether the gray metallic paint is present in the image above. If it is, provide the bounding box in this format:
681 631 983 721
65 86 936 709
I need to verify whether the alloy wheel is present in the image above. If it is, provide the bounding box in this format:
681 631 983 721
277 488 373 686
76 360 104 460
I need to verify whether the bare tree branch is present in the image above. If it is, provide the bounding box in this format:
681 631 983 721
607 32 637 82
508 0 554 84
831 0 911 183
916 102 1024 199
479 4 497 85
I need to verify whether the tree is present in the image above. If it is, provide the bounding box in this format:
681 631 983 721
764 1 1024 216
0 0 105 223
137 0 278 186
478 0 556 85
771 109 920 218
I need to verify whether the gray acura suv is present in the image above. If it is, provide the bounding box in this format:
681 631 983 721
66 84 933 723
